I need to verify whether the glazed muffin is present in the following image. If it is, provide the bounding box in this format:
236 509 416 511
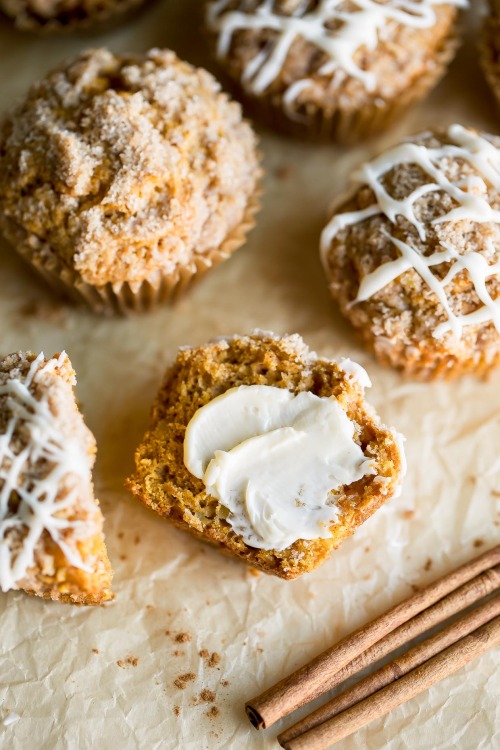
480 1 500 110
0 48 261 314
320 124 500 380
0 0 148 33
126 332 405 580
205 0 465 143
0 351 113 604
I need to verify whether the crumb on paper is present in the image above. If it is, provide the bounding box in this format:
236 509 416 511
401 509 415 520
146 604 155 611
221 679 229 687
423 558 433 572
91 648 100 654
173 650 185 657
491 489 500 497
274 164 294 181
174 672 196 690
410 584 420 593
364 545 371 553
134 535 141 545
120 555 127 561
199 689 216 703
117 656 139 668
173 706 181 717
207 706 220 718
117 532 124 539
175 632 191 643
200 650 221 668
473 538 484 548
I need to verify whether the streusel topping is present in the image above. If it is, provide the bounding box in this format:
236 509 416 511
0 48 260 287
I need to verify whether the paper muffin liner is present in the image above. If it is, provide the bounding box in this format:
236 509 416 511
214 26 460 144
479 15 500 110
7 186 262 315
0 0 150 34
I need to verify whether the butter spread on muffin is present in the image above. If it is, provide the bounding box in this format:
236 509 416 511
321 124 500 379
127 332 405 579
206 0 466 142
0 351 113 604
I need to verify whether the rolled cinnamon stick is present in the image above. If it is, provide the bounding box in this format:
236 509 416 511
278 565 499 743
280 616 500 750
278 592 500 746
245 545 500 729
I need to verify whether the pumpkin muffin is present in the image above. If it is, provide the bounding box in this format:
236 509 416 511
320 124 500 380
0 0 148 33
480 1 500 110
126 332 405 580
0 48 261 314
0 351 113 604
205 0 465 143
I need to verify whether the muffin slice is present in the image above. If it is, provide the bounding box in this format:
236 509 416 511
0 351 113 604
126 332 405 580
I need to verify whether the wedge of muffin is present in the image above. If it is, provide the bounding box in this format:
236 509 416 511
0 351 112 604
127 332 405 580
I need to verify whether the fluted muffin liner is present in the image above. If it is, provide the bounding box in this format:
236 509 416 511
7 185 262 315
217 28 460 144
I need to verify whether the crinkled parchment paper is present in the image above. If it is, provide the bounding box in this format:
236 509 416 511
0 2 498 748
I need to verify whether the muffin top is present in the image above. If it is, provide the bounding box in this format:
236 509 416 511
0 0 145 32
0 48 259 287
321 124 500 373
206 0 464 110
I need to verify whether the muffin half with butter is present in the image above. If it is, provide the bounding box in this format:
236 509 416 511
126 332 405 579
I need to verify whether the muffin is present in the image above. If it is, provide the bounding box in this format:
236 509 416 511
0 351 113 604
0 48 261 314
480 1 500 110
320 124 500 380
0 0 149 33
126 332 405 580
205 0 464 143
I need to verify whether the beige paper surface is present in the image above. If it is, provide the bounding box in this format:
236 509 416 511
0 3 499 749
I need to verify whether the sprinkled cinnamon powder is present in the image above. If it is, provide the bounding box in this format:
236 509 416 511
207 706 220 718
175 632 191 643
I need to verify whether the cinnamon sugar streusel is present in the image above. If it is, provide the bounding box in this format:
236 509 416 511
0 0 148 33
321 125 500 380
0 48 261 313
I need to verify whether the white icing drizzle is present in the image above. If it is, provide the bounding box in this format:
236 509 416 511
0 353 93 593
207 0 467 98
320 124 500 340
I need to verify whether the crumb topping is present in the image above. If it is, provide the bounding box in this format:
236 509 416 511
0 48 259 288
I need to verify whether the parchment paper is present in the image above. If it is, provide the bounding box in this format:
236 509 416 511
0 2 498 749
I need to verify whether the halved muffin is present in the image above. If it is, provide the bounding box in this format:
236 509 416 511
126 332 405 580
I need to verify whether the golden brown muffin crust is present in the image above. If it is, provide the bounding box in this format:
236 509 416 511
127 332 404 580
0 48 260 289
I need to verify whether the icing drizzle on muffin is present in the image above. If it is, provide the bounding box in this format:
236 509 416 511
320 124 500 340
0 354 93 592
207 0 467 100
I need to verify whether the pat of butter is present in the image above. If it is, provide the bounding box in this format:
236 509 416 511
184 385 375 551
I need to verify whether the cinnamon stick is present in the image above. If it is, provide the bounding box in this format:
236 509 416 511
245 545 500 729
278 565 499 744
278 592 500 746
280 616 500 750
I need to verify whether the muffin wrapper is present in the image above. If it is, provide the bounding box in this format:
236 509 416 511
217 26 460 144
479 17 500 109
1 0 150 35
10 186 262 315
